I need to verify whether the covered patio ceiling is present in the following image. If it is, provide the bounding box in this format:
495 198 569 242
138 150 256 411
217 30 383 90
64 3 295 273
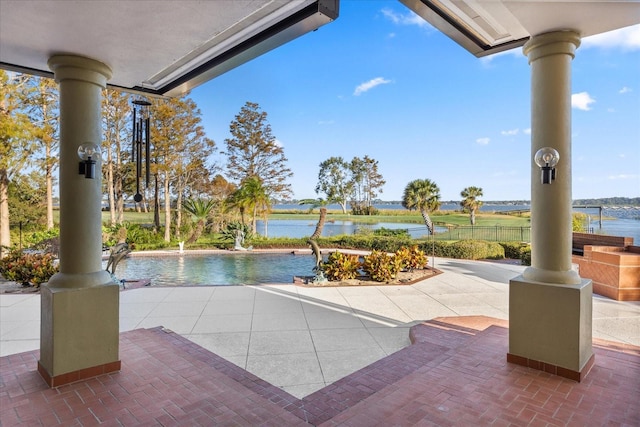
400 0 640 57
0 0 339 96
0 0 638 97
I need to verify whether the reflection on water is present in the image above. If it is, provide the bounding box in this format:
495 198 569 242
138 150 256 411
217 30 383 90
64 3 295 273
114 253 316 286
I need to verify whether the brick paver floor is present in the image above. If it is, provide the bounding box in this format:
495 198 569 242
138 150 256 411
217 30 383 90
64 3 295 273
1 316 638 426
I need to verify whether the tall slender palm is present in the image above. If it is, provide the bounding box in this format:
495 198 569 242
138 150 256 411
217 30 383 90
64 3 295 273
402 179 441 235
460 186 484 225
183 198 216 244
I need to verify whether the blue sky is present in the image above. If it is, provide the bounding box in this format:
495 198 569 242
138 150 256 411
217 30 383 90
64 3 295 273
190 1 640 202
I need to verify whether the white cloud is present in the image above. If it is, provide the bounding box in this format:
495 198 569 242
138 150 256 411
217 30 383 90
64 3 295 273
608 174 637 180
523 128 531 135
476 137 490 145
380 8 433 30
354 77 392 96
501 129 519 136
619 86 632 94
479 47 523 65
572 92 596 111
582 24 640 51
273 139 283 148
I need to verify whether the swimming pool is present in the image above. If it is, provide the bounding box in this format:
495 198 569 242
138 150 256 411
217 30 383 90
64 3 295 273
112 252 317 286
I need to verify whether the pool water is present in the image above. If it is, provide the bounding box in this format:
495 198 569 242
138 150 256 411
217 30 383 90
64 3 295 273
113 252 317 286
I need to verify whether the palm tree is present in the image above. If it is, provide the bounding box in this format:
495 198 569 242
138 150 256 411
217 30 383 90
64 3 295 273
228 176 271 235
460 186 484 225
183 198 216 244
227 185 251 226
402 179 441 235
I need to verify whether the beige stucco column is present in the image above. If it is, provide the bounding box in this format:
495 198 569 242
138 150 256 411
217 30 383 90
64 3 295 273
523 31 582 285
508 31 594 381
38 55 120 387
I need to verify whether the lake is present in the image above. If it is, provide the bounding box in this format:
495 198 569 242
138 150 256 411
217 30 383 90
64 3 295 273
269 204 639 242
257 219 440 239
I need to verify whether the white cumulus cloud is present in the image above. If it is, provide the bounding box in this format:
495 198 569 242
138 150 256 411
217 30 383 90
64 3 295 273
476 137 490 145
523 128 531 135
619 86 633 94
354 77 392 96
501 129 519 136
380 8 433 29
582 24 640 51
572 92 596 111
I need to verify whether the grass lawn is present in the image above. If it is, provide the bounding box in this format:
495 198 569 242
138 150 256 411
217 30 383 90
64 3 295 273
99 209 530 228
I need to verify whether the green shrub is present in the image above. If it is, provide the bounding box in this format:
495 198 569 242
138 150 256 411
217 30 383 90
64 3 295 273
373 227 410 237
499 242 531 260
0 250 59 286
362 250 403 282
221 222 252 243
455 240 504 260
24 228 60 247
520 246 532 266
322 251 362 281
417 240 505 260
330 235 413 253
250 237 309 249
102 222 168 249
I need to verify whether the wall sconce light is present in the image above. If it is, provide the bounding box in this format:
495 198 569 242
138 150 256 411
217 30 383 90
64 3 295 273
534 147 559 184
78 143 101 179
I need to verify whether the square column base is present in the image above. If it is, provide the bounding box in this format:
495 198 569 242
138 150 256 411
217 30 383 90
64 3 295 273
508 275 594 381
39 283 120 387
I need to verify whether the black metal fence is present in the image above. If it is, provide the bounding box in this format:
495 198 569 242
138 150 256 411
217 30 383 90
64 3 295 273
430 225 531 242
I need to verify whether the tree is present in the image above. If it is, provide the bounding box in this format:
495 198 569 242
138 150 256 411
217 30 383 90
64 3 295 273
151 95 215 242
228 176 270 235
0 71 37 255
171 99 216 239
224 101 292 200
460 186 484 225
102 89 134 226
182 198 215 244
208 174 236 233
28 77 59 230
8 171 46 231
315 157 352 213
350 155 385 215
402 179 441 235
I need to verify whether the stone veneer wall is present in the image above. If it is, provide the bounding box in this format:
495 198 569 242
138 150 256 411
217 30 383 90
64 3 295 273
572 245 640 301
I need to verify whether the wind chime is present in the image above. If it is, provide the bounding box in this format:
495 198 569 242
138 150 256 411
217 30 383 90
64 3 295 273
131 98 152 203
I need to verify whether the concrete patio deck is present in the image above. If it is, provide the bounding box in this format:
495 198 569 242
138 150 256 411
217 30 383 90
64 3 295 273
1 258 639 425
